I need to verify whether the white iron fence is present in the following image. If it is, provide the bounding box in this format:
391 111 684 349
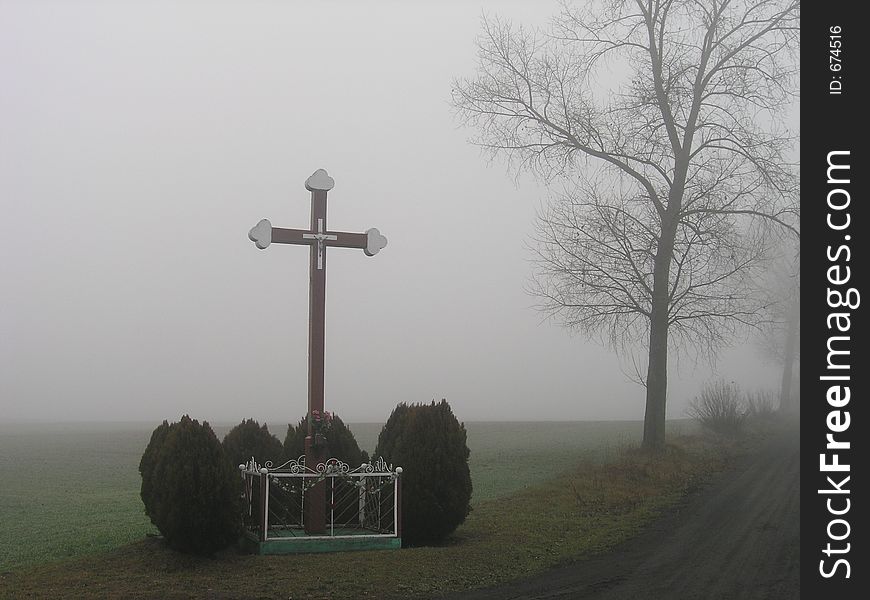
240 456 402 542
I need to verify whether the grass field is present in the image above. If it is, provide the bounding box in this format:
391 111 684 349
0 419 729 599
0 419 694 572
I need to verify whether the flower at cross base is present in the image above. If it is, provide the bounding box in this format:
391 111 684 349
309 409 333 438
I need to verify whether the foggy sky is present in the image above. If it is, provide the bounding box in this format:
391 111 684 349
0 0 780 424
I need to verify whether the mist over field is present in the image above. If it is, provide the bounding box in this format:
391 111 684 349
1 1 783 426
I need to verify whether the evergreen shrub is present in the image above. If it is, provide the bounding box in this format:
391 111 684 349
374 399 472 545
283 413 369 467
223 418 284 467
139 415 239 555
138 419 170 519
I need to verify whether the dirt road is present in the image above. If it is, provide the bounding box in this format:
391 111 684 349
445 427 800 600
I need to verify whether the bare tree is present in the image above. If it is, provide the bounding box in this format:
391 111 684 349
774 270 800 414
452 0 800 449
753 238 800 413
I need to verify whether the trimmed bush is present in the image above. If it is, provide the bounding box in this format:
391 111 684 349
283 413 369 467
139 420 170 519
686 381 746 436
374 399 472 546
140 415 239 555
324 415 370 467
283 416 308 462
222 419 284 467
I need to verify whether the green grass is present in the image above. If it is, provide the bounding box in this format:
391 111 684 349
0 423 157 570
0 427 726 599
345 420 695 502
0 419 695 573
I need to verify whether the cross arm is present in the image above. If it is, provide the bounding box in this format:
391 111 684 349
325 231 367 250
272 228 367 250
271 227 315 246
326 228 388 256
285 227 387 256
247 220 316 249
248 218 387 256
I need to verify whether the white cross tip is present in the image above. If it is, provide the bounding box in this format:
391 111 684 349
248 218 272 249
364 228 388 256
305 169 335 192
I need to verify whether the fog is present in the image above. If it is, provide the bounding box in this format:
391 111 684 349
0 1 779 425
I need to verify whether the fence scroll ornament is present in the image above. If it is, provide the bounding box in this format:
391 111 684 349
242 455 397 475
240 456 402 494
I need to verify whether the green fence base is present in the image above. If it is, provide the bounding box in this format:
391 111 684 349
241 534 401 555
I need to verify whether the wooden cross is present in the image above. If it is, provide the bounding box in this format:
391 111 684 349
248 168 387 533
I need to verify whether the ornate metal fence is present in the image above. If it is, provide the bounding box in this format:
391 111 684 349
240 456 402 543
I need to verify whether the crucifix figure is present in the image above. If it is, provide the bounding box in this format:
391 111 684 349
248 168 387 534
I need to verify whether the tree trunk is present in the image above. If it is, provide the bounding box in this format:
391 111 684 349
643 308 670 450
778 302 799 413
642 215 678 450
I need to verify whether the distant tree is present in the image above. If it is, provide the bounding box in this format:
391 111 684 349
283 413 369 467
753 239 800 412
452 0 800 449
777 296 800 413
222 418 284 467
374 400 472 545
142 415 239 555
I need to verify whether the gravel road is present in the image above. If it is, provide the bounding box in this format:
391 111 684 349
444 427 800 600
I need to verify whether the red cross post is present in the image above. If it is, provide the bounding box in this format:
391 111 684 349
248 168 387 534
